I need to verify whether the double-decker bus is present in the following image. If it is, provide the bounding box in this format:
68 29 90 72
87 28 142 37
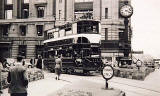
43 20 103 74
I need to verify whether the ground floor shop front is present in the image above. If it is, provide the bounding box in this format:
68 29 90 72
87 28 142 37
0 40 44 59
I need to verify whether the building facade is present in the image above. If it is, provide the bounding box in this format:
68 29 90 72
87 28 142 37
0 0 56 59
0 0 132 63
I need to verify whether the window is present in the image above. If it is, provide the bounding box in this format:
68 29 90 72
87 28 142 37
105 28 108 40
77 21 99 34
20 25 26 36
5 10 12 19
37 6 45 18
59 10 61 20
24 0 29 4
1 25 9 36
105 8 108 19
37 25 43 36
22 8 29 18
18 45 27 58
6 0 13 5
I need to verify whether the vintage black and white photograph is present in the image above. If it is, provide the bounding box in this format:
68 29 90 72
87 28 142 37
0 0 160 96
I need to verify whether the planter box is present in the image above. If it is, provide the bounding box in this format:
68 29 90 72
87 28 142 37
114 67 154 80
0 68 44 89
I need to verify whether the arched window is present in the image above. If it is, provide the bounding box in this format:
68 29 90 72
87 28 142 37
77 37 89 43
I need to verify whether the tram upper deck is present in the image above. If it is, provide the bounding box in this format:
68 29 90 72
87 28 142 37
44 20 101 41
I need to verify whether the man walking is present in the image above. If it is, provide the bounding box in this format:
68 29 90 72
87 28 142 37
7 56 28 96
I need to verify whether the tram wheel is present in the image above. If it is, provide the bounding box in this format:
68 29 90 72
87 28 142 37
68 68 74 75
50 69 55 73
83 70 90 75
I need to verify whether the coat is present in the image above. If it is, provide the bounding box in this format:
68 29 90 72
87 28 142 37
36 58 42 69
7 62 28 93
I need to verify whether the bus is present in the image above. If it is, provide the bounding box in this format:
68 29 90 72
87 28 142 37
43 20 103 74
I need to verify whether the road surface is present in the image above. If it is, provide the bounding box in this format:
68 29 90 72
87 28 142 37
1 69 160 96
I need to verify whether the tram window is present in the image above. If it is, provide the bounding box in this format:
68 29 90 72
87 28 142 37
91 47 99 54
49 51 55 58
77 37 89 43
77 21 99 34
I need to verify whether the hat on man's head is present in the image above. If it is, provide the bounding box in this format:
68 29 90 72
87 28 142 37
17 55 23 62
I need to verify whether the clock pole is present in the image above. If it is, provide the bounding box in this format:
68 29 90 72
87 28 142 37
119 4 133 65
124 18 129 57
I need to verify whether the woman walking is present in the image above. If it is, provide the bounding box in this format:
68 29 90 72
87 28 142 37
55 55 62 80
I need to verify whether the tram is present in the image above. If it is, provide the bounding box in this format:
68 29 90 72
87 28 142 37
43 20 103 74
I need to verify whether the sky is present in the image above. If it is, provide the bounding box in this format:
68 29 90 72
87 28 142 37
132 0 160 58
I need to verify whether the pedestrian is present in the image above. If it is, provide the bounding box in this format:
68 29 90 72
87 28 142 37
7 56 28 96
2 59 10 69
30 58 35 67
36 56 42 69
55 55 62 80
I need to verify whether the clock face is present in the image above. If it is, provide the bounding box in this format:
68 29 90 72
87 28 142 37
120 5 133 18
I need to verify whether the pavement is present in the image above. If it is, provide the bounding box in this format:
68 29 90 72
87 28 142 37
1 71 124 96
1 69 160 96
1 72 70 96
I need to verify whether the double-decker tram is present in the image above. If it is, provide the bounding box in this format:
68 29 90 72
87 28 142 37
43 20 103 74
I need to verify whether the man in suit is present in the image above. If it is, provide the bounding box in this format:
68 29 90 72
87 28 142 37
7 56 28 96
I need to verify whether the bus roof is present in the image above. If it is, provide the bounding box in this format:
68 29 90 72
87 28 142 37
43 34 101 44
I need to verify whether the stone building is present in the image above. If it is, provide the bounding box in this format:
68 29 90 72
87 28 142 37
0 0 132 63
0 0 56 59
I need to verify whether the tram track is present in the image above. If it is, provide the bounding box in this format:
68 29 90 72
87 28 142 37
68 74 160 96
110 80 160 94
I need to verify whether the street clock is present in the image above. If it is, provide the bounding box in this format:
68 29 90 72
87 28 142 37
120 5 133 18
